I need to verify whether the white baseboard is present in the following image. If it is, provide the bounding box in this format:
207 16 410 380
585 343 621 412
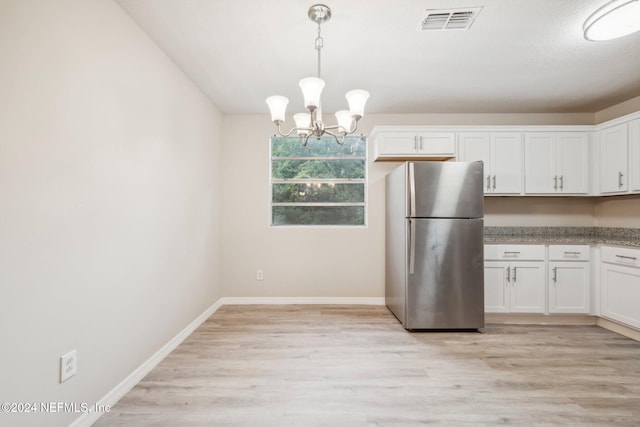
597 317 640 342
486 313 597 325
220 296 386 306
71 298 225 427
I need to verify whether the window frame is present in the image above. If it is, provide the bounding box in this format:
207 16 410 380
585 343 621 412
269 136 368 228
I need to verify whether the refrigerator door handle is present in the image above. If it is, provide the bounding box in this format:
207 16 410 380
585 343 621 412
409 162 416 218
408 219 416 275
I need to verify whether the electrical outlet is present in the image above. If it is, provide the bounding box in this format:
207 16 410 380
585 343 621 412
60 350 77 383
256 269 264 281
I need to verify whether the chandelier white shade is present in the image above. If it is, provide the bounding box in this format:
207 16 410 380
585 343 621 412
299 77 325 110
266 4 369 145
584 0 640 41
265 96 288 124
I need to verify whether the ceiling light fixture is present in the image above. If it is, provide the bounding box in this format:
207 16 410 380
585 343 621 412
266 4 369 146
584 0 640 41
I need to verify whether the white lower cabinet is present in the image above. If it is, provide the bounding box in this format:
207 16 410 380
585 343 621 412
484 245 546 313
484 262 509 312
484 261 546 313
483 243 640 329
548 245 590 314
600 246 640 329
548 262 590 313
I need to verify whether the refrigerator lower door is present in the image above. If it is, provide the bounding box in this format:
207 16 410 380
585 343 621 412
406 218 484 330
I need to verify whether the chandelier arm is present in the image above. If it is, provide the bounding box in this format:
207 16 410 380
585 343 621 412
348 119 360 135
302 133 314 147
323 119 359 136
274 122 300 137
324 129 345 145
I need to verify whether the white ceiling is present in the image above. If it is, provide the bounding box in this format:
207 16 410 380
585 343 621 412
115 0 640 115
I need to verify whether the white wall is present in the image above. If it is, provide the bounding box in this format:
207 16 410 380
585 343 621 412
485 197 595 227
594 195 640 228
0 1 223 426
595 95 640 124
221 113 596 299
221 115 389 299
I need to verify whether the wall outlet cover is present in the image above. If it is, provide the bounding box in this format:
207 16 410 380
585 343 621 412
60 349 77 383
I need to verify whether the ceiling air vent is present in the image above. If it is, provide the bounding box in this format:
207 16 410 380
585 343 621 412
421 7 482 31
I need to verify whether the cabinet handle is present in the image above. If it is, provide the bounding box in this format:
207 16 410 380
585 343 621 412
414 136 418 151
559 175 564 191
486 175 491 191
506 266 511 283
553 175 558 191
419 136 423 150
564 251 581 257
552 267 557 284
513 267 517 283
616 254 637 261
492 175 496 191
619 172 624 188
503 251 520 257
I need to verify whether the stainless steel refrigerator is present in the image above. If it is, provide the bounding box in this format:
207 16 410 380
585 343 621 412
385 161 484 330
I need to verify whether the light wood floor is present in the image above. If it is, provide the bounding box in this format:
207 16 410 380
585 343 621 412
95 305 640 426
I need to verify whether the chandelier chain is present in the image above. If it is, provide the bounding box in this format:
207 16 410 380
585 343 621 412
315 22 323 78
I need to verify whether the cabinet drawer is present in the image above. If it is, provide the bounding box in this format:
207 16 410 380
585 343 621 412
601 246 640 267
484 245 545 261
548 245 590 261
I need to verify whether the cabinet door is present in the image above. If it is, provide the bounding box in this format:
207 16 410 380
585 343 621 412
599 124 628 194
417 132 456 156
601 263 640 329
557 133 589 194
484 262 509 313
548 262 590 314
492 133 523 194
376 132 417 155
524 133 556 194
629 118 640 192
509 262 545 313
458 133 492 193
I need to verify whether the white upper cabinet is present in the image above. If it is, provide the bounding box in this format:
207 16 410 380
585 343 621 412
458 132 523 195
371 112 640 199
599 123 628 194
629 118 640 192
524 132 589 194
372 129 456 161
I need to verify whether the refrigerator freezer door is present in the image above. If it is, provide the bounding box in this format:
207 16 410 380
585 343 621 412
406 218 484 330
409 161 483 219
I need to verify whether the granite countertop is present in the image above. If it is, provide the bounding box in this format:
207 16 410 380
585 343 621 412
484 227 640 248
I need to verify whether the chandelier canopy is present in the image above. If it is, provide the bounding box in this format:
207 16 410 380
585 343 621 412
266 4 370 146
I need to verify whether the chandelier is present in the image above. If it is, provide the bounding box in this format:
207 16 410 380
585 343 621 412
266 4 370 146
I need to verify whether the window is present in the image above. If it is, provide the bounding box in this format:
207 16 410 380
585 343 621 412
270 136 367 226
